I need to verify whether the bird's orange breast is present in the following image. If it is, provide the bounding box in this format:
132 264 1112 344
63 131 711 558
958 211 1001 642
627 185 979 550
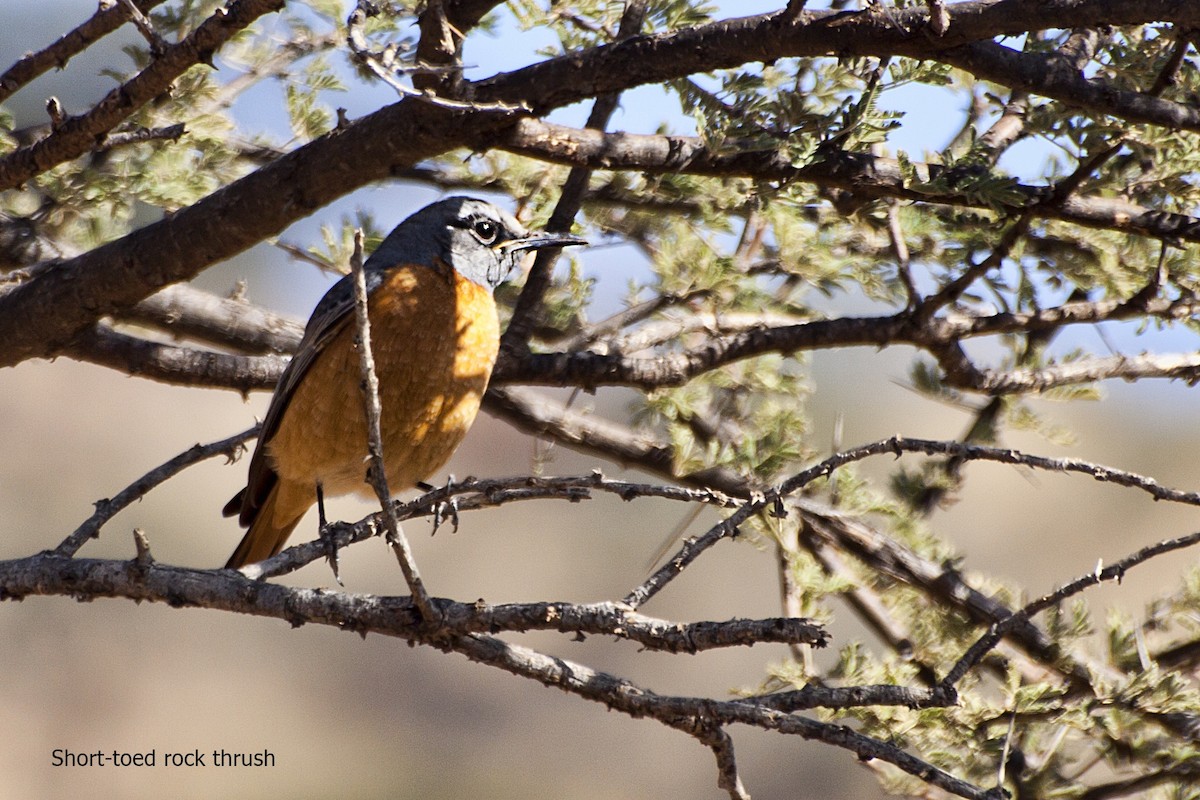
265 263 500 497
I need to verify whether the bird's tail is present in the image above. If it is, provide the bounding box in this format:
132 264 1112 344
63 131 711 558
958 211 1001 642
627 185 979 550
224 482 306 569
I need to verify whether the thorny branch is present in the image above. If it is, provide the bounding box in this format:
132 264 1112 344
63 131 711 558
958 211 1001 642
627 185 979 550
13 389 1200 798
7 1 1200 797
2 4 1199 371
55 424 259 557
942 529 1200 688
502 119 1200 246
0 0 168 104
0 0 287 192
0 548 1002 800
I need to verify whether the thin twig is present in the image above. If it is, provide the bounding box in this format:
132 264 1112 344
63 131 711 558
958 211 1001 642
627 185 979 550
623 435 1200 610
348 228 436 622
56 425 259 556
943 529 1200 687
117 0 168 54
97 123 186 152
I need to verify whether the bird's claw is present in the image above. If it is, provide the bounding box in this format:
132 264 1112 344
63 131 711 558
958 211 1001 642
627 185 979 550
430 474 460 535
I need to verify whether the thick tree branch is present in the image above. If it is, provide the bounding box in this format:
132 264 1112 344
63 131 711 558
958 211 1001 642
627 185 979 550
933 38 1200 132
0 98 521 369
0 553 826 652
66 283 1200 401
0 0 287 192
502 119 1200 246
122 284 304 354
66 323 285 392
0 550 996 799
6 2 1199 374
474 2 1200 128
0 0 168 104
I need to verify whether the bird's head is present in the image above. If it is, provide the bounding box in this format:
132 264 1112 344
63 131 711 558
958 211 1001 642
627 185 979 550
368 196 587 290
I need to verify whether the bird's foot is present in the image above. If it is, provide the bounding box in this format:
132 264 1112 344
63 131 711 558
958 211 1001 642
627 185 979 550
318 519 346 587
428 474 461 536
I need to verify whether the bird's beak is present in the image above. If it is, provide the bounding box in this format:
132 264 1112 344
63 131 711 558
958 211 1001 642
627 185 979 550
498 231 588 255
488 231 587 286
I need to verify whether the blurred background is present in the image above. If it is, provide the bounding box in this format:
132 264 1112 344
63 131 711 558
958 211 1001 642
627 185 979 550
4 3 1200 799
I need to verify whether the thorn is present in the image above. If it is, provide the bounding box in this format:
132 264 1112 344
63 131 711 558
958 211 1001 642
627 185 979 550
46 97 65 129
132 528 153 570
927 0 950 35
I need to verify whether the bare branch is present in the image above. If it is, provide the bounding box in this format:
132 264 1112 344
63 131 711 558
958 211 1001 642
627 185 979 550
501 119 1200 246
247 472 744 579
66 323 284 391
0 550 999 799
0 0 287 192
750 683 954 712
121 284 304 355
349 228 436 620
696 726 750 800
943 529 1200 687
56 425 259 557
0 0 168 104
96 122 186 152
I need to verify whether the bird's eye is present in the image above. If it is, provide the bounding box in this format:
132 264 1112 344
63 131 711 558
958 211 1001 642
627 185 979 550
472 218 499 244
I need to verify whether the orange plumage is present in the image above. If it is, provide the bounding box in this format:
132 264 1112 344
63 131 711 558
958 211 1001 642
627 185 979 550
225 266 497 567
223 197 584 569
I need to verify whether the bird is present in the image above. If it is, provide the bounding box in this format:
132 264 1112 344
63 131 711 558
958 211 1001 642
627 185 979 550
222 196 586 568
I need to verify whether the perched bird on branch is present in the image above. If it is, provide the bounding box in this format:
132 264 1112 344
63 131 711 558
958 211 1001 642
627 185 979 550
223 196 585 568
